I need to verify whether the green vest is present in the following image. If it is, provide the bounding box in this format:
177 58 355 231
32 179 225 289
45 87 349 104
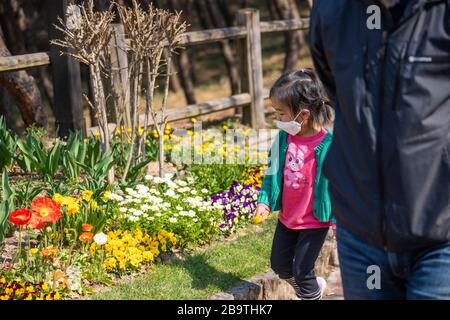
257 130 334 223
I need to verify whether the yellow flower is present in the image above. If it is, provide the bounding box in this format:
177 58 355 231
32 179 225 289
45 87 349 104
0 277 6 284
52 193 64 204
41 282 49 291
89 200 99 210
191 118 197 123
223 125 229 130
26 285 34 293
30 248 38 255
105 257 117 269
0 295 9 300
54 292 61 300
81 190 93 202
66 202 79 215
252 215 263 224
15 288 24 296
102 191 111 202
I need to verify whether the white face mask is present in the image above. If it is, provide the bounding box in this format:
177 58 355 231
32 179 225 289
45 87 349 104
274 111 304 136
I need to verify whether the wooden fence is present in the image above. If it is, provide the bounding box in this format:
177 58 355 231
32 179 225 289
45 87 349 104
0 3 309 136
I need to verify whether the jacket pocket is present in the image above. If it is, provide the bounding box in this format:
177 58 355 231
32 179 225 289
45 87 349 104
397 53 450 134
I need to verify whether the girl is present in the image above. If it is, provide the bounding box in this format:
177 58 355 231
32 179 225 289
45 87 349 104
254 68 335 300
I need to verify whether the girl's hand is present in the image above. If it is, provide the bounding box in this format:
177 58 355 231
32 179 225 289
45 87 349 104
253 204 270 224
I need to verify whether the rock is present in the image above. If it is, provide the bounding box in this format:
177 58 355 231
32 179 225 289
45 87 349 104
210 292 235 300
208 270 298 300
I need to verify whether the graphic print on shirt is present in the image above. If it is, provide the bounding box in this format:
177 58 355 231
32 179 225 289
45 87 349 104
284 144 309 189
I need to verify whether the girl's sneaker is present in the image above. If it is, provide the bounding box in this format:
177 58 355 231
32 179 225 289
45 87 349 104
317 276 327 299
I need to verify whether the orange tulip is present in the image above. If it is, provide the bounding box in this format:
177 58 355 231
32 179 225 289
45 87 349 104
82 224 93 232
79 232 94 242
30 197 62 225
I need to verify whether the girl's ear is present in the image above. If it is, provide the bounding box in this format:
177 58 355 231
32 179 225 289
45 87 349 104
299 109 311 123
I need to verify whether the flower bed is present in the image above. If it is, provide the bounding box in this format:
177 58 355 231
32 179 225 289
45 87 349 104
0 167 265 299
0 112 269 299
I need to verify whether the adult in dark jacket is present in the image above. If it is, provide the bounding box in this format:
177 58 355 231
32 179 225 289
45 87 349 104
310 0 450 299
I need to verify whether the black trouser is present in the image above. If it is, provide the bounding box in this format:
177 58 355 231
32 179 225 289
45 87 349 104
270 220 329 299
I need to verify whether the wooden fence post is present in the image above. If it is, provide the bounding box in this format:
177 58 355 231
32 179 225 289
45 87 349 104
47 0 85 137
106 23 131 129
236 9 266 129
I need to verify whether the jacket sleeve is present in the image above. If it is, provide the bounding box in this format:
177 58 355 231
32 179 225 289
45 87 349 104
257 150 273 209
257 133 280 209
310 0 337 107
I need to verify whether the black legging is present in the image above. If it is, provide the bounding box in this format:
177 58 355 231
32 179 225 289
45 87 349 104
270 220 329 299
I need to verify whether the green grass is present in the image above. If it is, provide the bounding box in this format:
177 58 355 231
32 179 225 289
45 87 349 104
93 215 278 300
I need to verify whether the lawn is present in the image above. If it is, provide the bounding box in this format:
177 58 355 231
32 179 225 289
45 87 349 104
93 214 277 300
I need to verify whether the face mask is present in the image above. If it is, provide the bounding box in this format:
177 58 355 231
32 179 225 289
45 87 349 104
274 111 304 136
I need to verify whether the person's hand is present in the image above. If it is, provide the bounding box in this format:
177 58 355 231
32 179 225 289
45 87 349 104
253 204 270 224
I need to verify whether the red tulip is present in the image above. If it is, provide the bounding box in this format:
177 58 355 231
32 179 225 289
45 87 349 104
9 209 32 225
28 213 45 229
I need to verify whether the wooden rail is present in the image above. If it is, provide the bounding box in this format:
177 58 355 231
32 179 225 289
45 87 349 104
0 19 309 73
0 7 309 136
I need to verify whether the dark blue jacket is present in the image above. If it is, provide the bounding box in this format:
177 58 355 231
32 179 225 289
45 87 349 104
310 0 450 252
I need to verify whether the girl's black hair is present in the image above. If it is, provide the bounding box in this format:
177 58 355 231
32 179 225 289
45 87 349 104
269 68 334 126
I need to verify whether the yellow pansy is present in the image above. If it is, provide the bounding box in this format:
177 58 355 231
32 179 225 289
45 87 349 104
81 190 94 202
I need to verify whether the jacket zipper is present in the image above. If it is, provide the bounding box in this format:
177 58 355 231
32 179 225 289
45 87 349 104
378 0 428 249
379 30 388 250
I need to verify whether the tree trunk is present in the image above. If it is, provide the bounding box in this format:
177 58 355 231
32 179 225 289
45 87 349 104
217 0 234 26
267 0 280 20
0 26 47 127
0 88 19 132
167 0 196 104
272 0 299 72
206 0 240 95
288 0 306 55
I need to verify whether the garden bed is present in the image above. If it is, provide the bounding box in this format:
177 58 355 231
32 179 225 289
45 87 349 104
0 116 271 300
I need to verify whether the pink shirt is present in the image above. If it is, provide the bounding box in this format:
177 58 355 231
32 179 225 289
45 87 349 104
279 128 333 230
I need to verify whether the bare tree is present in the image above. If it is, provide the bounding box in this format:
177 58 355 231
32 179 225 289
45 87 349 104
116 1 187 178
51 0 115 183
